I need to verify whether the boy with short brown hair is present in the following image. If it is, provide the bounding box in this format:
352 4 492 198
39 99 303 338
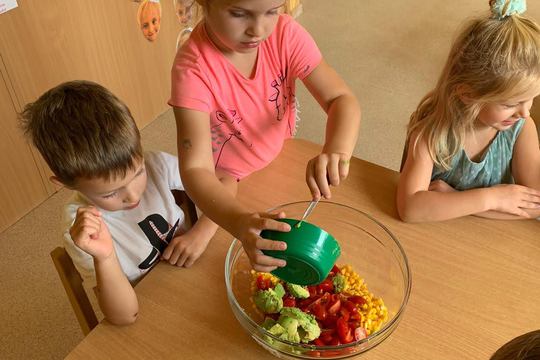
21 80 214 324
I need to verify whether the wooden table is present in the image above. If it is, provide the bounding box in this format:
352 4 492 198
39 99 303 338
66 139 540 360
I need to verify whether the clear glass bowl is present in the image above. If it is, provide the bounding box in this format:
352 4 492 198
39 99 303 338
225 201 411 359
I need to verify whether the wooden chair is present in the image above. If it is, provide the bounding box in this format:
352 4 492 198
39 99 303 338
171 189 198 227
50 247 98 335
51 190 198 335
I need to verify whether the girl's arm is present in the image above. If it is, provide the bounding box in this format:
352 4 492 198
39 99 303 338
396 134 540 222
161 170 237 268
302 60 361 199
512 117 540 190
174 107 290 272
397 135 492 222
474 209 540 219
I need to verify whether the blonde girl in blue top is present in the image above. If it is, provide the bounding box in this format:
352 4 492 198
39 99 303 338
397 0 540 222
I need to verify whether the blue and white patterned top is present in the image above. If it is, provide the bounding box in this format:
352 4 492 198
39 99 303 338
431 118 525 190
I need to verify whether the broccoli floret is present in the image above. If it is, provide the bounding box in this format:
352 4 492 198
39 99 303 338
261 317 277 330
277 317 301 343
285 283 309 299
278 307 321 343
267 323 286 336
254 283 285 313
333 273 346 293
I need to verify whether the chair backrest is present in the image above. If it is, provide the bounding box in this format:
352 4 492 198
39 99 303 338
50 190 198 335
171 189 198 227
50 246 98 335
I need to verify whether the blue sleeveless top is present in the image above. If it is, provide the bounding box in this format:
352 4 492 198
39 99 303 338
431 118 525 190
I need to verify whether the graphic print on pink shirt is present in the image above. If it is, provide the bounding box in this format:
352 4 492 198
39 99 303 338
211 109 253 169
269 67 295 136
169 15 322 179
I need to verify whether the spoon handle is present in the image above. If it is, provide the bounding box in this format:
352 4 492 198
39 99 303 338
296 198 320 228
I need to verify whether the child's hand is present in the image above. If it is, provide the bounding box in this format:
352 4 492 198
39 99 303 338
306 152 350 200
69 206 114 261
489 184 540 217
428 179 457 193
235 211 291 273
162 230 211 268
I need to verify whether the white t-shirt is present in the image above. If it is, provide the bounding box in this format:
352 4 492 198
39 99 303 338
62 151 187 296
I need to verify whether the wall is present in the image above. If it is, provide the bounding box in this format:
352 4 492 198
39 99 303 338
0 0 180 231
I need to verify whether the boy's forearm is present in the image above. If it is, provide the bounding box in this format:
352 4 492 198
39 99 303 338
94 251 138 325
322 94 361 156
399 188 492 223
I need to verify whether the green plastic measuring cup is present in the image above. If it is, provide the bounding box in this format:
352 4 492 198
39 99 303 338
261 218 341 286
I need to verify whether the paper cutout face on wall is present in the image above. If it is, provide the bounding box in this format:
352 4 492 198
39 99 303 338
174 0 196 26
173 0 202 49
137 0 161 42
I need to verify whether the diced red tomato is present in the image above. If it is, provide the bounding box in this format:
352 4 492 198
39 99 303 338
327 297 341 316
336 317 347 336
354 327 368 341
298 295 320 311
311 303 327 321
255 265 376 349
348 320 362 330
256 275 273 290
313 338 326 347
318 279 334 293
321 314 338 329
328 336 341 346
339 307 350 321
283 295 296 308
317 292 327 301
342 300 356 312
319 292 331 305
319 329 335 344
336 317 354 344
343 331 354 344
256 275 264 290
308 296 322 310
348 295 367 306
349 308 362 321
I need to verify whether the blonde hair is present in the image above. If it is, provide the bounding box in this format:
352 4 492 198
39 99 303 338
195 0 293 15
20 81 143 187
408 13 540 170
137 0 162 26
285 0 301 16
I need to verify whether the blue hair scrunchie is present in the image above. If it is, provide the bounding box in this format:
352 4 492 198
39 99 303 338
490 0 527 20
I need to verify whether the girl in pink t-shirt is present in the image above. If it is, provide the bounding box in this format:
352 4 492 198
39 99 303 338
169 0 361 272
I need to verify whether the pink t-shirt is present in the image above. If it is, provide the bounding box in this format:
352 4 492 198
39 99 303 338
169 14 322 179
